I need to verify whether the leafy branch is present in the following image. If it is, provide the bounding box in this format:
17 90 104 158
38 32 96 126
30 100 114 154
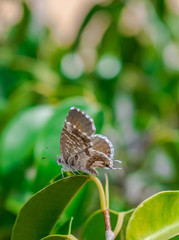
12 175 179 240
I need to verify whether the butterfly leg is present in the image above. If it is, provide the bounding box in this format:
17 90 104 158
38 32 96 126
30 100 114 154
75 170 81 174
72 168 81 174
67 155 81 175
61 168 65 178
61 165 78 177
81 167 98 175
61 167 70 178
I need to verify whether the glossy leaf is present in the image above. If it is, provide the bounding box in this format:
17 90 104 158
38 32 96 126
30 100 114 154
0 105 53 174
55 181 94 232
126 191 179 240
12 176 89 240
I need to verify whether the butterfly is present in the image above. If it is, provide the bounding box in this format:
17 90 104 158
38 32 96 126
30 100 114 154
56 107 121 176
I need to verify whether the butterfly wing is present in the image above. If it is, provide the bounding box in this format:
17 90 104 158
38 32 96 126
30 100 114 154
66 107 96 136
91 134 114 160
60 107 115 174
82 149 112 175
60 121 92 163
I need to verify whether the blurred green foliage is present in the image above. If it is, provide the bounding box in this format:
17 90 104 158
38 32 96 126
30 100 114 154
0 0 179 239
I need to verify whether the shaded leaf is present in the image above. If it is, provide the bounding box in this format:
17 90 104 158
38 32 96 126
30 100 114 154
0 105 53 175
12 176 89 240
82 210 118 240
82 209 133 240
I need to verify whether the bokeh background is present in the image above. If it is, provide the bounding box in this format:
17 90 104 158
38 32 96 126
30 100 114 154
0 0 179 239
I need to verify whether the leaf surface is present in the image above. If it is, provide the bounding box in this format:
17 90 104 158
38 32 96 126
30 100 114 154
12 176 89 240
126 191 179 240
82 210 118 240
0 105 53 174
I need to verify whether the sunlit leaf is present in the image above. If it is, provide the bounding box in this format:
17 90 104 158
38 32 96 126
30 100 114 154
126 191 179 240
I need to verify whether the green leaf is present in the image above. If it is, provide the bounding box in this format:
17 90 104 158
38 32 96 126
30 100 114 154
119 211 133 239
0 209 16 240
41 236 65 240
35 97 101 161
12 175 89 240
82 209 133 240
55 181 94 233
171 235 179 240
0 105 53 175
92 110 105 134
126 191 179 240
82 210 118 240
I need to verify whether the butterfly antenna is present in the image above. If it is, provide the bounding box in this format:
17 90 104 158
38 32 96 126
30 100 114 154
42 157 56 159
45 146 59 155
114 160 122 164
110 160 122 170
108 166 122 170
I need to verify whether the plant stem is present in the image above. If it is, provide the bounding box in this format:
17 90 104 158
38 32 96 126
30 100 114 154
90 175 114 240
89 175 106 211
113 212 125 238
68 217 74 235
67 234 78 240
41 234 78 240
105 173 109 209
103 209 115 240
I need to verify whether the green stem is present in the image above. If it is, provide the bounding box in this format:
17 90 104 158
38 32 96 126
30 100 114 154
41 234 78 240
105 173 109 209
90 175 114 240
110 208 135 216
113 212 125 237
110 209 135 238
67 234 78 240
89 175 106 211
89 176 134 239
68 217 74 235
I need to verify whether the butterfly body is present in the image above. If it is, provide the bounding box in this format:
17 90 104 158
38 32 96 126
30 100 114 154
57 107 120 176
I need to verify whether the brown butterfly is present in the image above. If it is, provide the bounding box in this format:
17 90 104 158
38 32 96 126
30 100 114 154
56 107 121 177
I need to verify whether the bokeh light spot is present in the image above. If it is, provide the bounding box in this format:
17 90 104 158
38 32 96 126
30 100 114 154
163 43 179 71
96 54 122 79
60 53 84 80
